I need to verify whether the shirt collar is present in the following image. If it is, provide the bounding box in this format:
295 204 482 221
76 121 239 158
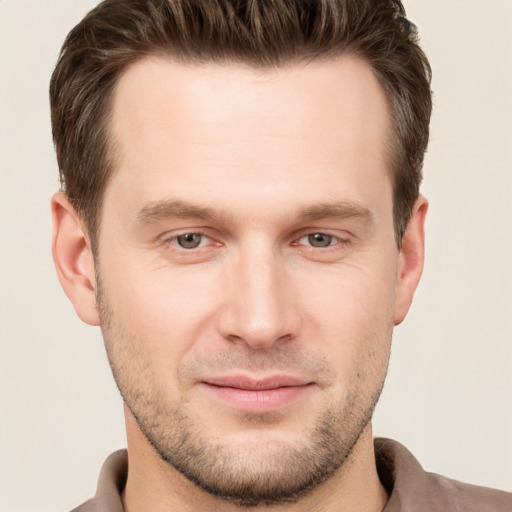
90 438 428 511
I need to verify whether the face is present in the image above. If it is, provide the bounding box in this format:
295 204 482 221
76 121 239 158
92 56 410 506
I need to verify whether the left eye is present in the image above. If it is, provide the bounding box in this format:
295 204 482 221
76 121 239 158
299 233 338 248
173 233 208 249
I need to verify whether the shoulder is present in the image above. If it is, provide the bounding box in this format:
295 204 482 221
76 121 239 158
70 499 95 512
423 471 512 511
375 438 512 512
68 449 128 512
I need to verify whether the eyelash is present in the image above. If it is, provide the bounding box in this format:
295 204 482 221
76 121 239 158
294 233 345 249
165 231 213 250
164 231 348 251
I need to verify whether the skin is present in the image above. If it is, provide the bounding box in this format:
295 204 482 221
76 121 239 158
52 55 427 512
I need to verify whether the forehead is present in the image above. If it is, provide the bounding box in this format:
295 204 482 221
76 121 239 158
111 55 390 146
106 55 392 220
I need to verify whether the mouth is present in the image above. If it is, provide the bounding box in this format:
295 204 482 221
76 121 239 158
200 375 315 413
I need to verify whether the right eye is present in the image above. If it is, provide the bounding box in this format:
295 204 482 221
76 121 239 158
301 233 336 248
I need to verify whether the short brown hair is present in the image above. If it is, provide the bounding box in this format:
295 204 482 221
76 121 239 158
50 0 432 248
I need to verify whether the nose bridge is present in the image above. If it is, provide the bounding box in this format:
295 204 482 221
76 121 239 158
220 237 300 348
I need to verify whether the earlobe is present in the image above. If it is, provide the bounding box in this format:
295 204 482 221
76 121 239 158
51 191 99 326
394 196 428 325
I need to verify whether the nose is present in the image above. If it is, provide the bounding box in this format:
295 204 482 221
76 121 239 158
217 243 302 350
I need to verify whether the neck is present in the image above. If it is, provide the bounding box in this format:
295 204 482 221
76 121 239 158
122 407 388 512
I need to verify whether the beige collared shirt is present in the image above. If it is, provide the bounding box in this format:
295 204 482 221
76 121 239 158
71 438 512 511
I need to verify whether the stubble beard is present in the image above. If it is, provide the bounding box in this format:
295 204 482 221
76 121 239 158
96 282 389 508
125 388 381 508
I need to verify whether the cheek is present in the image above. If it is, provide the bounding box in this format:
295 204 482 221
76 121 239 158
296 262 396 379
298 257 397 329
98 257 224 377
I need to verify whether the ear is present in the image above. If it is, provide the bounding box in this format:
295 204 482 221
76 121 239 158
394 195 428 325
51 191 99 326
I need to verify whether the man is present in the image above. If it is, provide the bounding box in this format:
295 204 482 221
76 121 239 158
49 0 511 511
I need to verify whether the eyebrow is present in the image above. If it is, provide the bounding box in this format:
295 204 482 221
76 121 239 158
136 199 228 224
136 198 373 226
296 202 374 224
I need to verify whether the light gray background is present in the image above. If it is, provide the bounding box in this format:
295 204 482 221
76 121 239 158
1 1 511 511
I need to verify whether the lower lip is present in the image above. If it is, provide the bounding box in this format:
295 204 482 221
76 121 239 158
201 383 313 413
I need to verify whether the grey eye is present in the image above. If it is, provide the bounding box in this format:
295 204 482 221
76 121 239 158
307 233 333 247
176 233 203 249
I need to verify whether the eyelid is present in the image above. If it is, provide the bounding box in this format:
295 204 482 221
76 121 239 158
300 233 338 246
292 229 351 246
159 229 210 248
158 228 351 251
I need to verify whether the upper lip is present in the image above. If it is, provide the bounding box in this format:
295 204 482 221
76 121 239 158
202 375 312 391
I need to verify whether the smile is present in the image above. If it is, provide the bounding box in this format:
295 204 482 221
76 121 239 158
200 375 315 413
